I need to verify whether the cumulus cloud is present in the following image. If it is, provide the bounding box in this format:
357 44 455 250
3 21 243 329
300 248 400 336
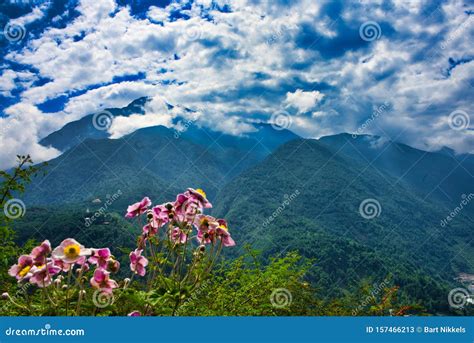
0 0 473 168
0 103 61 169
285 89 325 113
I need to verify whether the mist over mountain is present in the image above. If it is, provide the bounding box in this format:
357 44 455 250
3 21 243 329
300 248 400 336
26 110 299 205
318 133 474 210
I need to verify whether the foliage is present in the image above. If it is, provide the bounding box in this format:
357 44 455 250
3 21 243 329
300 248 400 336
212 139 473 313
177 249 318 316
1 189 239 316
0 155 46 291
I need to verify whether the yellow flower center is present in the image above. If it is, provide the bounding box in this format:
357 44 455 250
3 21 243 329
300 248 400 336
18 265 31 277
219 224 228 231
64 244 80 259
196 188 207 198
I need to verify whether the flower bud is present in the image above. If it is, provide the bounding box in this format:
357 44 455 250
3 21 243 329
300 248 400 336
199 245 206 252
62 285 68 290
1 292 9 300
107 259 120 273
165 203 173 211
124 278 131 288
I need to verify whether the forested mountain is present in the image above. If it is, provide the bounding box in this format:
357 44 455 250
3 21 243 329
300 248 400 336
26 123 298 205
212 139 473 311
318 134 474 210
13 110 474 314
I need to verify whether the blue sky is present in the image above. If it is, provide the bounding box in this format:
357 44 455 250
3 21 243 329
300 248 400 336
0 0 472 168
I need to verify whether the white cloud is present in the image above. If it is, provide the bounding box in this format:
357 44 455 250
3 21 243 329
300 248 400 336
0 70 17 97
0 103 61 169
10 3 50 26
108 112 173 139
285 89 325 114
0 0 473 169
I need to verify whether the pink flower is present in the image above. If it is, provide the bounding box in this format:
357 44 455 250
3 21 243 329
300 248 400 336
125 197 151 218
129 249 148 277
152 203 172 224
128 311 141 316
52 258 71 272
30 240 51 265
196 217 235 247
76 256 90 272
196 214 219 228
52 238 92 264
8 255 34 281
142 223 158 236
195 215 219 244
216 219 236 247
170 227 187 244
90 268 118 294
186 188 212 209
29 262 61 288
197 229 214 245
173 193 197 221
89 248 111 268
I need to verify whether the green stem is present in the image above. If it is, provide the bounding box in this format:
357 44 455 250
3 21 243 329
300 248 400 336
65 268 72 316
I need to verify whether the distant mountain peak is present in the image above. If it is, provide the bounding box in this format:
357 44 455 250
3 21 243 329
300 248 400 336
436 146 456 157
39 96 302 153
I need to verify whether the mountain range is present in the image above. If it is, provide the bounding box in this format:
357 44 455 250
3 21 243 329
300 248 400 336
12 97 474 314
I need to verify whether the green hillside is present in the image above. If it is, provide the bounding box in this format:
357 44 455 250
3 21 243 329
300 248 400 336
213 139 473 312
